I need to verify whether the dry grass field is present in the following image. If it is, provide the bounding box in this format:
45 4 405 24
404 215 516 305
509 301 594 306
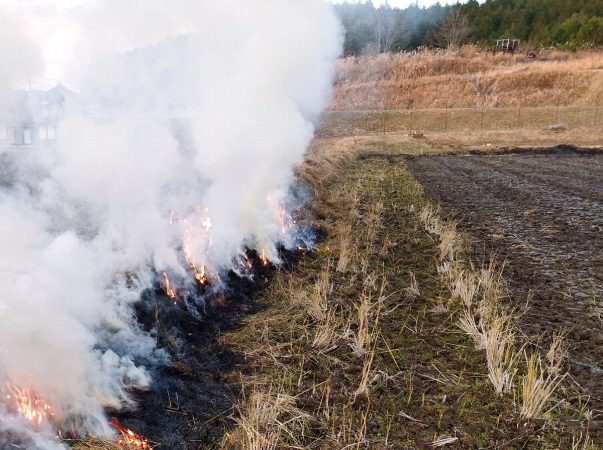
331 47 603 110
214 137 602 449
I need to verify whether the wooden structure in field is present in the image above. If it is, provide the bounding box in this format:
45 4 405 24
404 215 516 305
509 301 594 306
495 38 520 53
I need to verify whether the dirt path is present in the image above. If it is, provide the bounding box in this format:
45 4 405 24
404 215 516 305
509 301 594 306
406 152 603 420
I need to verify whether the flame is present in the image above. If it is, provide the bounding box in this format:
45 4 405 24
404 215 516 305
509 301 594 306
111 417 152 450
5 385 53 427
161 272 177 301
260 249 269 266
277 204 295 235
182 229 208 287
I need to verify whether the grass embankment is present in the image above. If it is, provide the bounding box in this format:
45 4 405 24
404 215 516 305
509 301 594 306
218 138 597 449
331 48 603 111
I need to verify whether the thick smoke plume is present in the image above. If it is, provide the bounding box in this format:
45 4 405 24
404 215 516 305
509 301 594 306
0 1 341 448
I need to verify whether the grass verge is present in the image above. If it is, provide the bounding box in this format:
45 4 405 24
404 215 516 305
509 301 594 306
218 138 598 449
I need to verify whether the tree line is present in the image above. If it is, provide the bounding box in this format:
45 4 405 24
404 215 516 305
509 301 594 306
334 0 603 56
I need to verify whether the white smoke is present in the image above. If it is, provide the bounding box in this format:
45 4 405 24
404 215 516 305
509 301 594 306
0 1 341 448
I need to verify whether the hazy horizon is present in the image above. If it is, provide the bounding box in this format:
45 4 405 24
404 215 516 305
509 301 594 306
331 0 458 7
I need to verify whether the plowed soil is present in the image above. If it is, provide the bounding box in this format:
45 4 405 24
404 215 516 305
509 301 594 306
406 148 603 423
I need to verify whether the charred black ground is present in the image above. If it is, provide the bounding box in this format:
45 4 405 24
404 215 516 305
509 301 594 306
112 248 308 449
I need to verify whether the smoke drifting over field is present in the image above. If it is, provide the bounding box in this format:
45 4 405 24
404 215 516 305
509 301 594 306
0 1 341 448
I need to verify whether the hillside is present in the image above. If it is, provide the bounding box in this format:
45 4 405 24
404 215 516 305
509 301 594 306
335 0 603 55
330 48 603 110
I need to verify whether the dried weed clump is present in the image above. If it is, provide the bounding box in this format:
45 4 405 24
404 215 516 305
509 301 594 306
221 386 310 450
418 203 569 411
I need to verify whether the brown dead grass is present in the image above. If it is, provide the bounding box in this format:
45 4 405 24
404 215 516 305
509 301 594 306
216 136 596 449
425 127 603 151
331 47 603 110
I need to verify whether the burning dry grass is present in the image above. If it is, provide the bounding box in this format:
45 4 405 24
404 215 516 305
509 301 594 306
331 47 603 110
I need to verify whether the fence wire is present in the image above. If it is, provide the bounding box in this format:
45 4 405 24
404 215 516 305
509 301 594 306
317 106 602 137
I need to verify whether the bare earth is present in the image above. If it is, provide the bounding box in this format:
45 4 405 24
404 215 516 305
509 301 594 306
406 149 603 422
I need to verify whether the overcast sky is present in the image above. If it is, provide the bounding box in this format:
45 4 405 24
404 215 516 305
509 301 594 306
331 0 454 6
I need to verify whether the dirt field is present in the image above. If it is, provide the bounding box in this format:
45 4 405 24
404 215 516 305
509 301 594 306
406 148 603 420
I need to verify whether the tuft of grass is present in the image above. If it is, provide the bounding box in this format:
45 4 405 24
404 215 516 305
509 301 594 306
483 310 518 395
451 270 479 308
546 331 569 376
297 267 331 322
404 271 420 300
312 307 339 350
349 274 384 357
458 307 486 350
519 353 567 420
336 224 352 273
572 433 602 450
221 386 310 450
71 440 121 450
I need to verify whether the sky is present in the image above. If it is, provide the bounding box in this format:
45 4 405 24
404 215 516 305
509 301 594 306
332 0 452 6
1 0 452 89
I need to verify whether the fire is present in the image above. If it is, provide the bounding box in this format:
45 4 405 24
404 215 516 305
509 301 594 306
161 272 177 302
182 229 208 287
111 417 152 450
5 385 53 427
277 204 295 235
260 249 269 266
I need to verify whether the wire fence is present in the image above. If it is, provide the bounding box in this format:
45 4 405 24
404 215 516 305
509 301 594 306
317 106 602 138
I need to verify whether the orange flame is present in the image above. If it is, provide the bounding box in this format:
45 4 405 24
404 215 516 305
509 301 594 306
260 249 269 266
182 230 208 287
161 272 177 301
6 385 53 427
111 417 152 450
